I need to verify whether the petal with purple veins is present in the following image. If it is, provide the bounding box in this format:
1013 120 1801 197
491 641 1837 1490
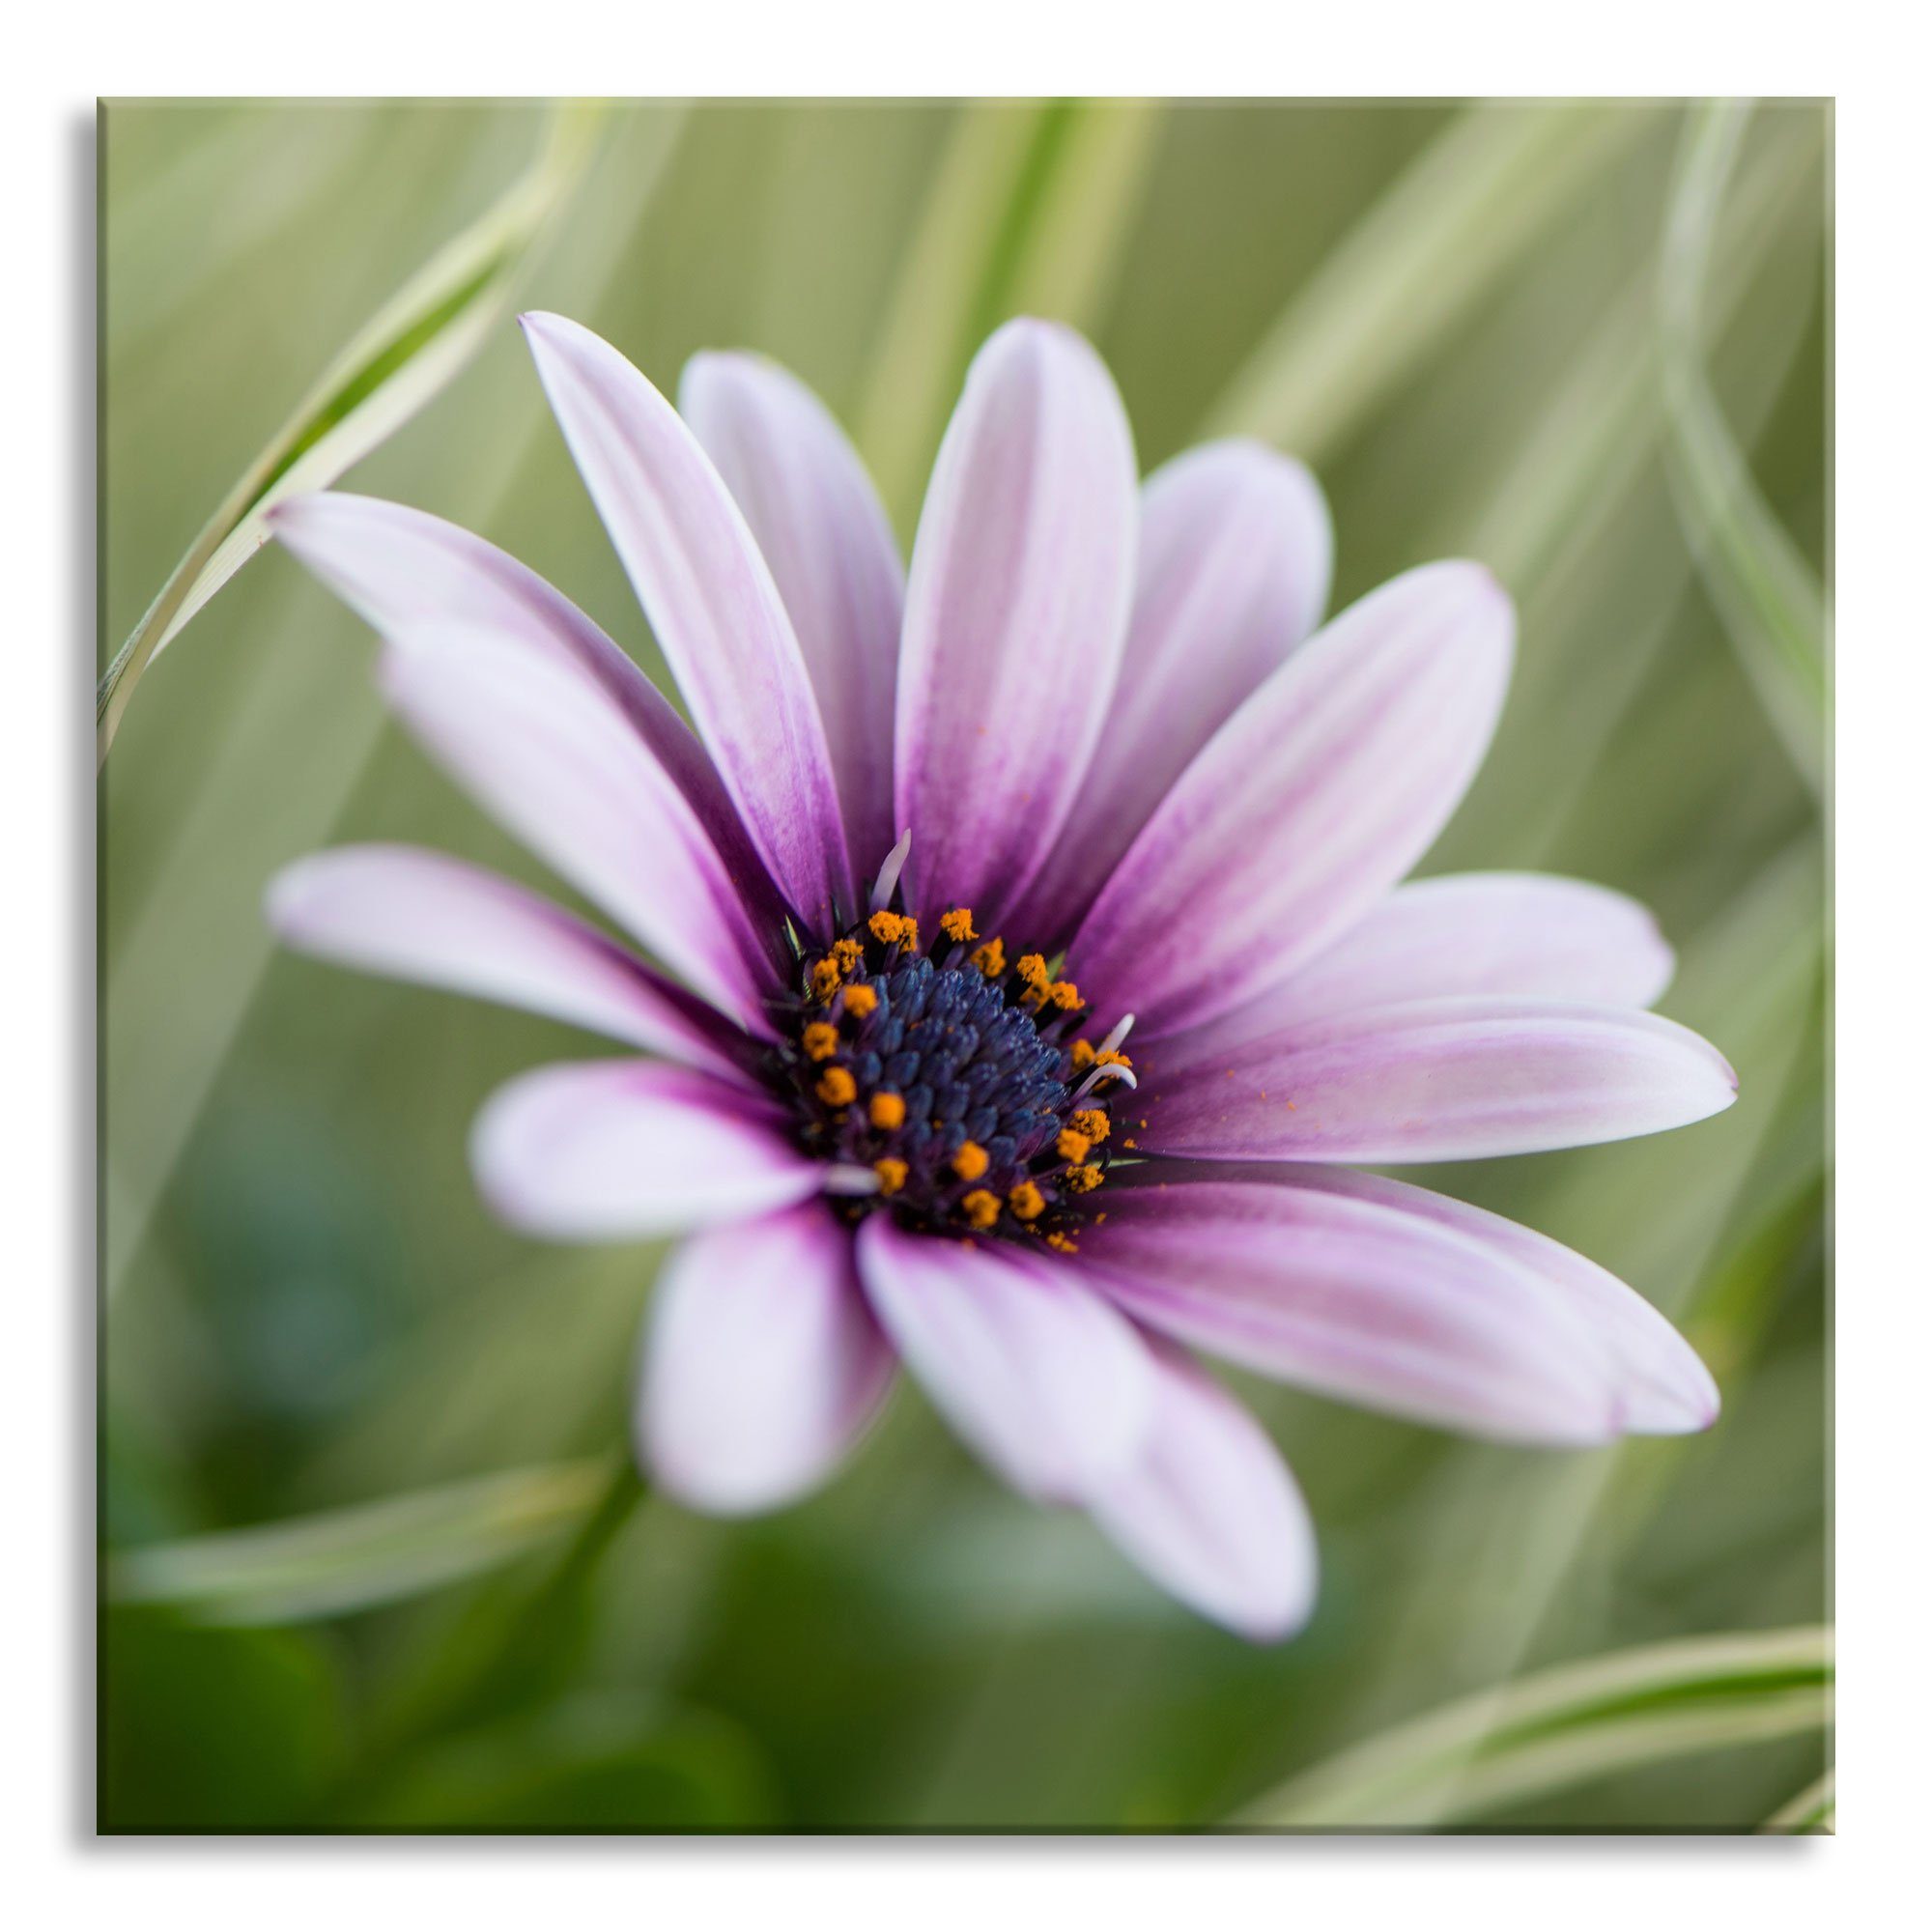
1133 996 1737 1164
894 318 1138 932
266 843 757 1081
521 312 853 933
680 352 904 882
1068 560 1515 1037
470 1059 821 1241
639 1203 896 1514
855 1213 1154 1501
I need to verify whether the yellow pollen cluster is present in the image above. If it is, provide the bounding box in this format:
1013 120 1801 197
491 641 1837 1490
1056 1128 1093 1164
1069 1038 1095 1070
1069 1109 1110 1143
873 1157 908 1195
960 1189 1001 1230
1045 1232 1080 1255
810 956 843 1001
951 1141 990 1181
868 1091 906 1130
1008 1181 1045 1222
1064 1163 1103 1195
868 909 917 949
940 907 978 943
969 936 1006 978
832 936 864 975
841 983 878 1019
1015 953 1050 996
1046 980 1084 1012
803 1021 839 1062
815 1067 857 1107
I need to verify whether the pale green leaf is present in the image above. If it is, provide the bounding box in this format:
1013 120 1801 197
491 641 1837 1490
1203 101 1658 458
1659 100 1829 797
1237 1625 1832 1829
108 1458 613 1627
1762 1767 1834 1833
96 101 607 762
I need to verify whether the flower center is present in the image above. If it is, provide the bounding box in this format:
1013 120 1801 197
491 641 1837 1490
767 900 1134 1252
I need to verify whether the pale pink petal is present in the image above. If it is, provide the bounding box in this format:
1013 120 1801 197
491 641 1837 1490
1133 996 1737 1164
680 352 904 881
639 1204 895 1514
1013 440 1332 949
379 626 785 1033
1087 1336 1319 1641
266 844 755 1082
854 1215 1154 1501
1260 1166 1719 1434
1154 872 1677 1063
1076 1168 1631 1445
894 318 1138 932
269 492 784 932
470 1060 820 1241
521 312 853 934
1068 561 1515 1038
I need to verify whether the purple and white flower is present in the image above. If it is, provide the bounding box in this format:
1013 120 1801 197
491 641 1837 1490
266 312 1735 1640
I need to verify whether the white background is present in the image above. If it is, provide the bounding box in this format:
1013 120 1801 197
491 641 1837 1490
11 2 1914 1920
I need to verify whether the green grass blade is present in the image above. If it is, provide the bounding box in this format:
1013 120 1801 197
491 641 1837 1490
96 101 607 763
1762 1767 1835 1833
1659 100 1829 797
1237 1626 1832 1829
855 99 1164 526
1202 101 1658 459
108 1458 613 1626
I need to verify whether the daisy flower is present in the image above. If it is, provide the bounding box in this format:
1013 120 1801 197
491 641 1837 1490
265 313 1735 1640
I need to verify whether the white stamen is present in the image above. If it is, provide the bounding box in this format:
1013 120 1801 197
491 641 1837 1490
869 827 913 912
1072 1060 1139 1104
1098 1013 1136 1057
823 1163 883 1196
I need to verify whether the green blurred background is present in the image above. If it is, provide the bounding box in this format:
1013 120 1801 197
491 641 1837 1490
99 99 1830 1832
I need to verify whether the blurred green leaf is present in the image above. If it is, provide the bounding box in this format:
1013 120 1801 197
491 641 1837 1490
96 101 607 761
354 1693 780 1831
1659 100 1829 795
100 1606 347 1830
1762 1766 1834 1833
1238 1626 1832 1829
1204 100 1657 457
109 1457 611 1626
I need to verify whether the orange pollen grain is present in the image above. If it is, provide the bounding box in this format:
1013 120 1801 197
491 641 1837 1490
867 910 912 947
815 1067 857 1106
802 1022 838 1062
1008 1180 1045 1222
832 937 864 974
940 907 977 943
868 1091 906 1130
1064 1163 1103 1195
960 1189 1000 1230
810 958 843 1000
1055 1128 1093 1164
840 983 878 1019
1096 1048 1133 1069
1069 1039 1097 1070
1047 980 1084 1012
873 1157 908 1195
1069 1109 1110 1143
1045 1232 1079 1255
1016 952 1049 991
951 1141 990 1181
969 936 1006 977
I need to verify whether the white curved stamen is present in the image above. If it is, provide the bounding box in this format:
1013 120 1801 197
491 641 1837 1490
1072 1061 1138 1104
823 1163 883 1196
869 827 913 912
1098 1013 1136 1057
